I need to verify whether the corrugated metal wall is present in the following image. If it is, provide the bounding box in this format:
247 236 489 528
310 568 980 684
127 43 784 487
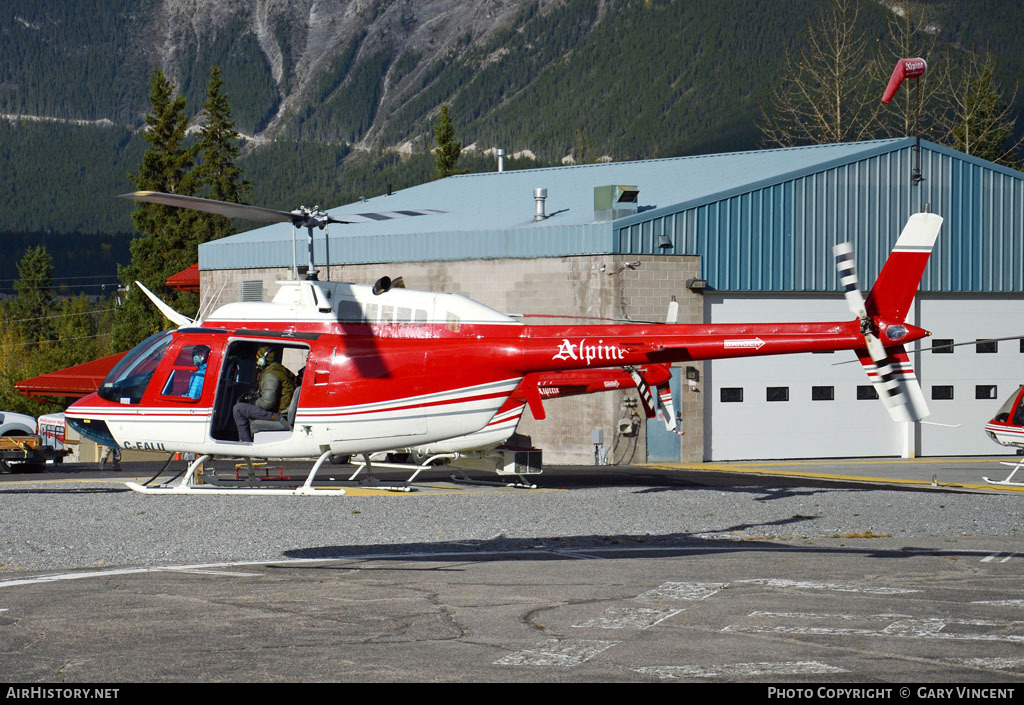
614 142 1024 293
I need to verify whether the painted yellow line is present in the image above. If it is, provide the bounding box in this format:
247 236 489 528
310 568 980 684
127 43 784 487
645 463 1024 493
0 478 140 487
651 457 1018 468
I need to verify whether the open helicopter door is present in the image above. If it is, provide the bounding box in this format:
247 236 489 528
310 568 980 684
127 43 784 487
983 385 1024 486
209 338 311 445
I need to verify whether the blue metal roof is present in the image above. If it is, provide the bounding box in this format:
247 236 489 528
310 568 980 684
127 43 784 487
200 138 1024 293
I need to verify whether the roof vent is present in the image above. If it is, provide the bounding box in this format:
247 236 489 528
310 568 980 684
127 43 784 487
534 188 548 221
594 185 639 221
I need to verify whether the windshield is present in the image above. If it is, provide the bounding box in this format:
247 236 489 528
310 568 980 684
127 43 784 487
98 330 174 404
992 385 1024 423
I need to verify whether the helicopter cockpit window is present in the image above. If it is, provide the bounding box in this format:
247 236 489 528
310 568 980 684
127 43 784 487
160 345 211 400
98 330 174 404
993 386 1023 423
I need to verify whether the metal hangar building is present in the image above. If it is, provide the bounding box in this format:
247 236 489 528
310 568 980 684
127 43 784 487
199 138 1024 464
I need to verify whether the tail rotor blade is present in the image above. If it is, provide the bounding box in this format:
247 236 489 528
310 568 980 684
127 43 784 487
834 242 867 318
857 345 930 422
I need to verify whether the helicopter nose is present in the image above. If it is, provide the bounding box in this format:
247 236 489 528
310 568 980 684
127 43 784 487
66 394 119 447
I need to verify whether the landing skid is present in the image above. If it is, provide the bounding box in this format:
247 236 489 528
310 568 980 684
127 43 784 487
345 447 542 489
983 457 1024 487
124 446 543 495
447 467 538 489
125 452 348 495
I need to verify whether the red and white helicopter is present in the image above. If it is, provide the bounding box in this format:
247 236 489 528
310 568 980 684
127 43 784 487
65 192 943 495
984 385 1024 486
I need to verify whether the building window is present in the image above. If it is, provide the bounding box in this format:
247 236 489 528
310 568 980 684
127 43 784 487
976 385 998 400
931 385 954 400
766 386 789 402
932 339 954 353
812 386 834 401
720 388 743 403
977 340 998 353
857 385 878 400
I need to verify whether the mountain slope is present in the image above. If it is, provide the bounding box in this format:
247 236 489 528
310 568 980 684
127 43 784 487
1 0 1022 234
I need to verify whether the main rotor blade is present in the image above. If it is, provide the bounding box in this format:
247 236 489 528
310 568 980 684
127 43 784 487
121 191 444 227
121 191 300 224
326 208 444 224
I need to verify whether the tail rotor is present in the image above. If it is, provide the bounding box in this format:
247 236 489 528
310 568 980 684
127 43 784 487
833 213 943 423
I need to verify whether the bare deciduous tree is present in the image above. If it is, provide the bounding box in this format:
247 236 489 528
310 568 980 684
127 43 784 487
760 0 882 147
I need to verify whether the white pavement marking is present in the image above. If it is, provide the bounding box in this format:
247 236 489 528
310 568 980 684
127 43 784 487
974 599 1024 607
636 582 726 602
956 657 1024 670
494 639 619 667
724 611 1024 643
635 661 847 680
165 569 264 577
573 607 684 630
981 553 1016 563
734 578 919 594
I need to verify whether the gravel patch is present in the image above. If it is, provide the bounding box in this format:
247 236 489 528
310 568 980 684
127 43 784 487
1 479 1021 573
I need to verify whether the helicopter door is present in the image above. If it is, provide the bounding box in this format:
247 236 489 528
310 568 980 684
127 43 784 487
209 341 309 441
150 338 221 443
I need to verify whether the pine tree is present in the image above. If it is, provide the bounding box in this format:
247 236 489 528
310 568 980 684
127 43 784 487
183 66 255 258
433 104 465 179
195 66 252 229
944 54 1021 167
8 245 55 347
113 69 199 351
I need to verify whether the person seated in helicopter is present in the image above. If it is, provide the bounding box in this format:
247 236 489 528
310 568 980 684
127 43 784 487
232 345 297 442
186 346 210 399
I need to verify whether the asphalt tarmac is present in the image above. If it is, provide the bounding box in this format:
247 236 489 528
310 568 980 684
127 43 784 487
1 457 1022 685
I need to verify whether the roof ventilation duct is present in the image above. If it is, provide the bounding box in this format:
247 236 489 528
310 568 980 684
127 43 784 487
594 185 639 221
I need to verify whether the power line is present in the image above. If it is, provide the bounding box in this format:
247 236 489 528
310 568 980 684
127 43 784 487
1 307 119 325
0 332 112 349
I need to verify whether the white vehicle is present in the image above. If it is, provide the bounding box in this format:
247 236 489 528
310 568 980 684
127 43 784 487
0 411 36 437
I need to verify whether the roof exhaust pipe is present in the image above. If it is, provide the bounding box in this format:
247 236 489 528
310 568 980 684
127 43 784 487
497 148 505 172
534 187 548 221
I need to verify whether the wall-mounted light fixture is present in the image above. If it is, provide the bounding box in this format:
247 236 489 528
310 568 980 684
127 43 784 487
686 277 707 292
657 233 673 249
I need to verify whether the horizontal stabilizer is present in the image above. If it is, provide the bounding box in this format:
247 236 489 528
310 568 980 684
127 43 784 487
656 384 680 433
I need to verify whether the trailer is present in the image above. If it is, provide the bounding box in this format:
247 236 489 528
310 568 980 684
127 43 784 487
0 434 69 472
0 411 71 472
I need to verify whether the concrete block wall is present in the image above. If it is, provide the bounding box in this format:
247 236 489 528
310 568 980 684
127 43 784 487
202 253 705 464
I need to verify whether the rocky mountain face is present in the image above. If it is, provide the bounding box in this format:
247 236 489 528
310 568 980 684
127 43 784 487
4 0 557 144
2 0 1023 234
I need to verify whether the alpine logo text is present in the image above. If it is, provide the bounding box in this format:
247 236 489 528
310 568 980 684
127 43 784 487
553 338 627 364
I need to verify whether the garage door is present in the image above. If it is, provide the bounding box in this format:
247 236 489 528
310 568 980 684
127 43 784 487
917 297 1024 456
706 295 901 461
